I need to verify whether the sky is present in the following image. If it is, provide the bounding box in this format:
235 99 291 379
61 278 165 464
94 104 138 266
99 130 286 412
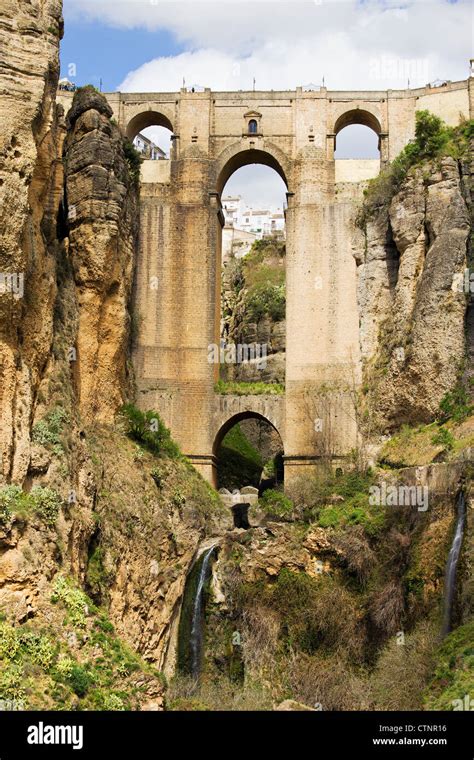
60 0 473 207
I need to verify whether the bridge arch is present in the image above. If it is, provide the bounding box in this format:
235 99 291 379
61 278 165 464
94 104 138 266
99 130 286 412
333 108 382 138
213 409 285 490
215 141 291 195
213 410 283 457
125 110 174 140
332 108 384 168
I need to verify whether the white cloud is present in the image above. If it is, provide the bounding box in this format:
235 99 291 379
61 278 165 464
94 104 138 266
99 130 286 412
67 0 472 91
223 164 287 207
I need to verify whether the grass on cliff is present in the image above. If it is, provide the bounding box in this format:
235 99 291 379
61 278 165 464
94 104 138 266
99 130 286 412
0 576 164 711
215 379 284 395
357 111 474 224
379 415 474 469
290 468 385 536
31 406 69 456
424 620 474 710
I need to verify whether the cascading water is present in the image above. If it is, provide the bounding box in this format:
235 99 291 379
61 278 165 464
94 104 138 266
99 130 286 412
441 490 466 637
177 545 217 680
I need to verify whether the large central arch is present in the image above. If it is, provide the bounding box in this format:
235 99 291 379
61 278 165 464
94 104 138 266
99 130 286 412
215 142 291 196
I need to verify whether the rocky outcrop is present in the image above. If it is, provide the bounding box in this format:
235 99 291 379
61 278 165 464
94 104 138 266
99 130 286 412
356 157 470 431
64 89 139 422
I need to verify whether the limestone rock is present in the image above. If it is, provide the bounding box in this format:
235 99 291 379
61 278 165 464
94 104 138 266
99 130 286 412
0 0 64 482
64 90 139 423
356 157 470 431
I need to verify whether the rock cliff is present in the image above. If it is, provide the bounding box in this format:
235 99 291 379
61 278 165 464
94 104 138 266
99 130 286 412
0 0 64 483
355 156 471 432
0 2 223 710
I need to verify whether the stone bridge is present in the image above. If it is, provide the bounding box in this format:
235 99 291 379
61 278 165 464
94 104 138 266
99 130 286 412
58 77 473 488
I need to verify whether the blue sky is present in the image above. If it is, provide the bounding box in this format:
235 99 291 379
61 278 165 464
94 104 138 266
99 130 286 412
60 20 184 92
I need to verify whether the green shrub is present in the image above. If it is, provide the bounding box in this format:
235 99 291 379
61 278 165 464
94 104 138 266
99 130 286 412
0 485 26 525
260 489 293 518
151 466 165 487
0 622 21 661
431 426 455 451
123 139 142 186
86 547 113 600
94 691 126 710
51 576 94 628
68 664 93 697
245 283 285 322
29 487 62 525
32 406 68 455
0 485 62 527
172 488 186 507
438 383 473 424
119 404 180 458
19 631 57 670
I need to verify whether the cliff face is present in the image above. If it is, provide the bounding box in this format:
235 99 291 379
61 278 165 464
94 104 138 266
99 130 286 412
0 1 225 709
356 156 471 432
0 0 64 482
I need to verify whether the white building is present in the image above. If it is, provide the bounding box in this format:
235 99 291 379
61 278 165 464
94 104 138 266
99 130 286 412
222 195 285 242
133 133 167 160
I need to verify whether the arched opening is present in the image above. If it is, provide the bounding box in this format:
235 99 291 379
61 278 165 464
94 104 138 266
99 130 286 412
125 111 174 163
333 109 381 182
216 149 288 393
214 413 284 493
217 148 288 196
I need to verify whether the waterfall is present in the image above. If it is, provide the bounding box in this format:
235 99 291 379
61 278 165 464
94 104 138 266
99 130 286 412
441 490 466 637
177 544 217 679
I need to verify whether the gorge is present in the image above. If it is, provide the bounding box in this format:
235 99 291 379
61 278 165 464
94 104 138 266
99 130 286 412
0 0 473 714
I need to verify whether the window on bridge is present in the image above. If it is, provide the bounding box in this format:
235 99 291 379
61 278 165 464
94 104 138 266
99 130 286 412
219 163 287 394
216 418 284 494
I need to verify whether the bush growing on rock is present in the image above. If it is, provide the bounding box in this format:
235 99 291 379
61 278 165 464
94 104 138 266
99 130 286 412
260 489 293 519
119 404 180 458
0 485 62 527
32 406 68 455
